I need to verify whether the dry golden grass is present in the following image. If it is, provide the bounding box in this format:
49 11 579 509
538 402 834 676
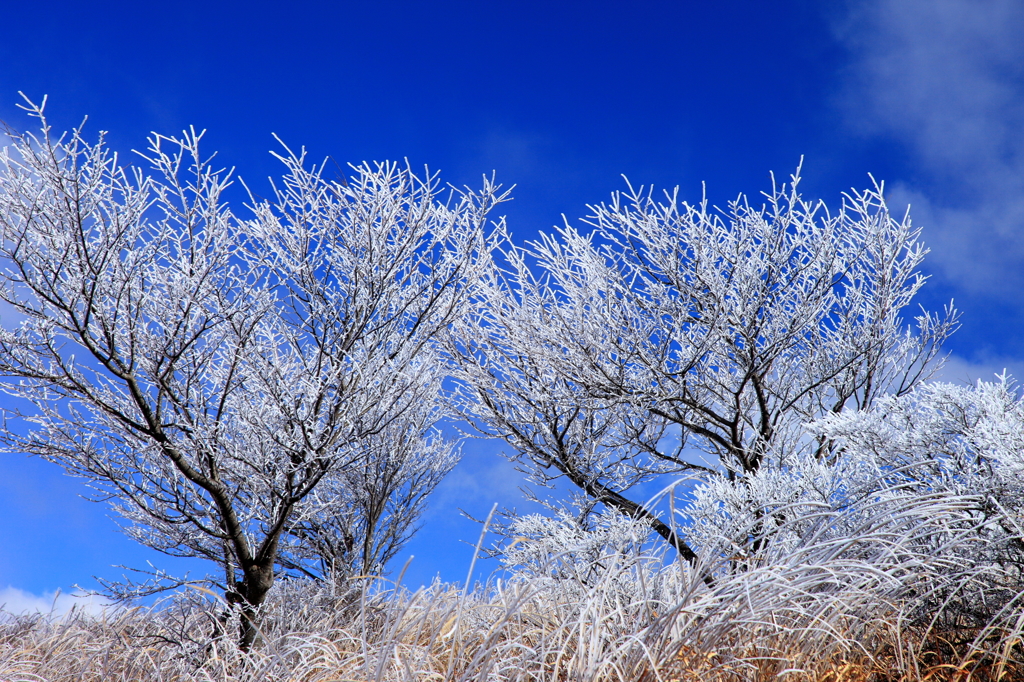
2 569 1022 682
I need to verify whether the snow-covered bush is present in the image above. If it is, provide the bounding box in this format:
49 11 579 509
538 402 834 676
679 377 1024 630
499 508 656 593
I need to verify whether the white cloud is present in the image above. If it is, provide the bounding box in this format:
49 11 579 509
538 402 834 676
428 440 533 515
835 0 1024 295
0 586 117 619
931 352 1024 388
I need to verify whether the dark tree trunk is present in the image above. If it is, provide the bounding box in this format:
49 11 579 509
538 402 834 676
231 560 276 651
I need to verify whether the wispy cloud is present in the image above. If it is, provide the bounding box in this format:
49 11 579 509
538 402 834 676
0 586 117 618
932 352 1024 388
835 0 1024 295
428 440 537 518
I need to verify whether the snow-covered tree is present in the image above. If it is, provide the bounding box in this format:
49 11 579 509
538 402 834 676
449 167 958 565
0 98 506 647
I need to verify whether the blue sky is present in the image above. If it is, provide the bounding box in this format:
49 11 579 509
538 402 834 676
2 0 1023 607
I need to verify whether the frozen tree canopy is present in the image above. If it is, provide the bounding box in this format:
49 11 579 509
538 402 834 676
0 98 508 647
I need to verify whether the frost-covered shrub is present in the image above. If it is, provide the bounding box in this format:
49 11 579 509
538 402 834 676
814 378 1024 624
499 508 660 598
679 377 1024 629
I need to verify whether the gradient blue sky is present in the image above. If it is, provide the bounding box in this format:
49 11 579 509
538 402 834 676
2 0 1023 609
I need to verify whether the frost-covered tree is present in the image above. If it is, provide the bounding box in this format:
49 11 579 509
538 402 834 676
449 167 958 564
0 98 506 647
